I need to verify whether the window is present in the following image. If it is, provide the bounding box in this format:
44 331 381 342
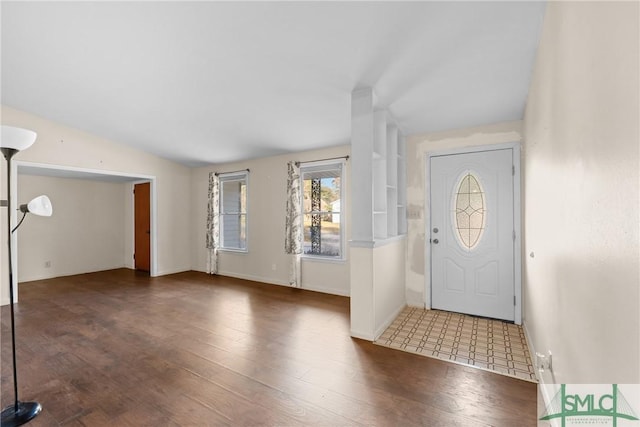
453 172 486 250
301 162 344 258
219 171 248 251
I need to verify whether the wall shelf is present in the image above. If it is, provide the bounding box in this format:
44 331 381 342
352 102 407 242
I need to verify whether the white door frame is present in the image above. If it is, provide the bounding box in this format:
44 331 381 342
424 142 522 324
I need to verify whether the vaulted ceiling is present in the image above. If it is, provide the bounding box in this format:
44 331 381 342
1 2 546 167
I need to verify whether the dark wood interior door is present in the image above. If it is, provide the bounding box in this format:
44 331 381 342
134 182 151 272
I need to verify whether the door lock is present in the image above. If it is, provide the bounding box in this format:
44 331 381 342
433 227 439 233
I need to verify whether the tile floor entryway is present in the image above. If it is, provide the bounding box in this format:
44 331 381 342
375 307 538 383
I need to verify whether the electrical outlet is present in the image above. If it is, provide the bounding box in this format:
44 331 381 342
536 352 546 371
536 351 553 372
546 351 553 371
44 261 51 268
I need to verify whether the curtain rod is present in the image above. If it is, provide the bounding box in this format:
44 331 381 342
214 168 250 176
295 155 349 167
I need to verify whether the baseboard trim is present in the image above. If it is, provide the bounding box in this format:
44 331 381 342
19 265 129 283
374 303 406 341
17 266 193 286
302 284 350 297
153 267 191 277
406 299 425 309
523 322 541 383
350 329 374 341
217 270 350 297
217 270 290 287
523 321 557 423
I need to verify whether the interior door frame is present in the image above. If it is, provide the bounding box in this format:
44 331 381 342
424 142 522 324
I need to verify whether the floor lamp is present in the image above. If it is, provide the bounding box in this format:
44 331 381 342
1 125 53 427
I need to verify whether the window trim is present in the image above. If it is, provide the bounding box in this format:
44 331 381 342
299 159 346 261
218 170 249 253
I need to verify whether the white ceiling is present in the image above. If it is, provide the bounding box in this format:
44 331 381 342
1 1 545 167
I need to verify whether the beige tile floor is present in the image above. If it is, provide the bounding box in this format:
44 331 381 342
375 307 538 383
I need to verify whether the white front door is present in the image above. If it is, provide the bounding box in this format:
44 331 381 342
430 149 515 321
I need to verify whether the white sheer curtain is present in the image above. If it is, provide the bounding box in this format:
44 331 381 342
284 161 303 287
206 172 220 274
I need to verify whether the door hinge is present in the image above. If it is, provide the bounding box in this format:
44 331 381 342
512 165 515 176
133 254 136 260
513 230 516 241
514 295 516 306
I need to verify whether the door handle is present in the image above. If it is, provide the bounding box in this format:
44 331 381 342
432 239 439 244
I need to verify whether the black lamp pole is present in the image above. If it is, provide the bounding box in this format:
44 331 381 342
1 147 41 427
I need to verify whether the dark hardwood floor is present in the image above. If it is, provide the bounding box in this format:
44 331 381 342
1 269 537 426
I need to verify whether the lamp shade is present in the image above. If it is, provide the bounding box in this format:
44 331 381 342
1 126 37 151
24 195 53 217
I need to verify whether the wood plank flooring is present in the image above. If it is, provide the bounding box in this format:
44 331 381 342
1 269 537 426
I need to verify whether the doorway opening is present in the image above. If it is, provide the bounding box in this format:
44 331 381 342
10 162 157 301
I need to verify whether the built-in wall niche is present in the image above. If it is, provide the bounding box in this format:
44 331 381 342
378 113 406 240
373 110 388 239
397 129 407 235
352 101 407 242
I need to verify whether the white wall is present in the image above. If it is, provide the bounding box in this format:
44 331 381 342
17 175 126 282
523 1 639 384
349 246 374 338
1 106 192 304
373 239 406 339
405 122 523 308
350 239 406 340
191 145 351 296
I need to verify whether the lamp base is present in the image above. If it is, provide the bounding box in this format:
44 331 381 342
1 401 42 427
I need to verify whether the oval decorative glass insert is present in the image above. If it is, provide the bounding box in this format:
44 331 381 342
453 173 486 249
